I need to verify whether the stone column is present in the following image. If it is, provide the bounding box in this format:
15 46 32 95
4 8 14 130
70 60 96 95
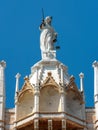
34 88 40 113
60 88 66 112
79 72 84 92
34 119 39 130
62 119 66 130
79 72 86 121
92 61 98 102
92 61 98 129
48 120 52 130
0 60 6 130
60 64 64 86
35 67 39 86
15 73 21 96
34 66 40 119
59 64 66 112
14 73 21 130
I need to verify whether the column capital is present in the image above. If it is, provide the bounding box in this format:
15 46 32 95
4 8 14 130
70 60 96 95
0 60 6 68
79 72 84 78
34 88 40 95
59 64 63 68
92 60 98 68
60 88 65 94
15 73 21 79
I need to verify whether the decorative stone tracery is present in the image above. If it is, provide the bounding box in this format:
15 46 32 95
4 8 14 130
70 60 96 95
18 76 34 102
40 72 59 90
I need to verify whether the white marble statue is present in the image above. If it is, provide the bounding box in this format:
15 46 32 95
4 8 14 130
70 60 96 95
39 16 57 52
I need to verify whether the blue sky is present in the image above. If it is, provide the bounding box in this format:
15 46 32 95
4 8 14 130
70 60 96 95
0 0 98 108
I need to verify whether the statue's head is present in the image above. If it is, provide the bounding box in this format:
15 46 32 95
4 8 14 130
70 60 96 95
45 16 52 24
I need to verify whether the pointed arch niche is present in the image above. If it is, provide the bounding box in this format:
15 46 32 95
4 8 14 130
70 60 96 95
40 85 60 112
17 91 34 120
17 77 34 120
39 72 61 112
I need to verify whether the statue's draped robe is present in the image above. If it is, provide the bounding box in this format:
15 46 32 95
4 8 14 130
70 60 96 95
40 24 56 52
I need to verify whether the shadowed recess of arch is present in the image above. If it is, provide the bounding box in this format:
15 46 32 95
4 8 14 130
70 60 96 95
40 85 61 112
18 88 34 103
17 90 34 120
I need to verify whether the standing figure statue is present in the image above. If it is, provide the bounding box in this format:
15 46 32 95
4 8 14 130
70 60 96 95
39 16 57 52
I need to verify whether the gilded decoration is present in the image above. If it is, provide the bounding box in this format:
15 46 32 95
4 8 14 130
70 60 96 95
40 72 59 91
18 76 34 102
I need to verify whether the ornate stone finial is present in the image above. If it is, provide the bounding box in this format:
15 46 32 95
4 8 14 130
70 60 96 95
15 73 21 79
59 64 63 69
70 75 75 82
24 75 29 81
79 72 84 78
0 60 6 68
15 73 21 96
79 72 84 92
92 60 98 68
48 72 52 76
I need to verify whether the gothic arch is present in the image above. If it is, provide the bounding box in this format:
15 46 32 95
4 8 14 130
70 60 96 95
17 77 34 120
17 91 34 120
39 85 61 112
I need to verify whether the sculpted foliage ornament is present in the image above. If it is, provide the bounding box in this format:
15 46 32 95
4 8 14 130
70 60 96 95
18 76 34 102
41 72 59 90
